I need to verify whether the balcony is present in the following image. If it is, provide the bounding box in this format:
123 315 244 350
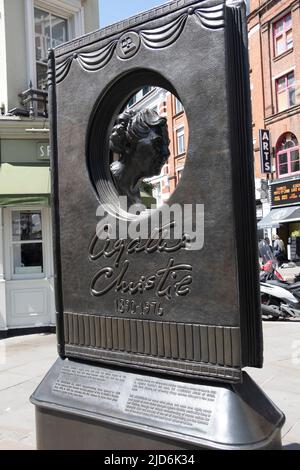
8 84 48 119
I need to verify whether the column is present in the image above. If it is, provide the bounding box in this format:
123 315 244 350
0 207 7 331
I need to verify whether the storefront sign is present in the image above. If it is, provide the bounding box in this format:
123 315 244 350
271 179 300 207
37 142 50 160
259 129 272 173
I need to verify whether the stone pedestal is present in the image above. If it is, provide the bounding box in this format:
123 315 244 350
31 357 284 450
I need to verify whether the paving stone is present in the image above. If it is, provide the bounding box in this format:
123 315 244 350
0 439 35 450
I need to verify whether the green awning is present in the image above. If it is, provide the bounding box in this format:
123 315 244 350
0 163 51 206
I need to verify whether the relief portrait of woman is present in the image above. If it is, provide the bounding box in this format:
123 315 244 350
109 109 170 206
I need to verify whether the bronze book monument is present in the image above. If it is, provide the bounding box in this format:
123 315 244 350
31 0 285 449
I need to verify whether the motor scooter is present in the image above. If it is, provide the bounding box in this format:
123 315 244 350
259 240 300 320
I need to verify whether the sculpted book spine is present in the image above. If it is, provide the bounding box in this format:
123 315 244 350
48 49 65 358
226 2 263 367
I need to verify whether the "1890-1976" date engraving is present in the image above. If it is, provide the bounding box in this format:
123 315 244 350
115 298 164 316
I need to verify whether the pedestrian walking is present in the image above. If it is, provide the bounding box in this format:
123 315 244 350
273 234 285 267
264 237 273 252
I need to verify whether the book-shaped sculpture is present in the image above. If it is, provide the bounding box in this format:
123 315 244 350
31 0 285 450
50 0 262 382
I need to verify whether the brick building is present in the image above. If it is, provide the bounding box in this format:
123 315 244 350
164 93 188 202
248 0 300 258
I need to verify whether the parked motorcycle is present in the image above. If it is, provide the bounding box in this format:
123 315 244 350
259 240 300 320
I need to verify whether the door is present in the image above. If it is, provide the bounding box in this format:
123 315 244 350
3 206 55 328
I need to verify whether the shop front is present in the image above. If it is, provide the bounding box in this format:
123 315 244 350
258 178 300 261
0 162 55 336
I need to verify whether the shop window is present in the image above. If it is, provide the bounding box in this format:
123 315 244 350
35 8 68 90
276 71 295 112
276 133 299 177
176 127 185 155
274 13 293 56
11 210 44 277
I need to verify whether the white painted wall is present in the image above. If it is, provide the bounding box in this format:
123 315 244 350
82 0 99 33
2 0 28 112
6 280 53 328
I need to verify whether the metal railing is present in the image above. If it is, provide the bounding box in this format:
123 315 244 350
8 83 48 118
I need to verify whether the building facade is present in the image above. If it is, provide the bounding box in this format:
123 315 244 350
0 0 99 336
248 0 300 257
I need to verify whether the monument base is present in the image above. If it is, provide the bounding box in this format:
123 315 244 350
31 357 285 450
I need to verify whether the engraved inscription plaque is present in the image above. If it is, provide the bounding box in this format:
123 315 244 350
51 362 217 435
31 357 285 449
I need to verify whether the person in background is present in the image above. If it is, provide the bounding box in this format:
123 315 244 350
273 234 285 267
264 237 273 252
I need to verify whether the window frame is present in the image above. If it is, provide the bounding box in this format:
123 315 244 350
275 71 295 113
3 206 53 281
174 97 184 115
34 7 69 90
273 12 293 57
25 0 84 89
176 167 184 184
176 126 185 155
276 135 300 178
10 208 45 280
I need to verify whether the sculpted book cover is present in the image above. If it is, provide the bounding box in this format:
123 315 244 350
49 0 262 383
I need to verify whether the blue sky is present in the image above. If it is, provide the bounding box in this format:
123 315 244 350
99 0 169 28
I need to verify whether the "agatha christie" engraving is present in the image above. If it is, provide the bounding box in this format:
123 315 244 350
91 257 192 300
89 226 192 302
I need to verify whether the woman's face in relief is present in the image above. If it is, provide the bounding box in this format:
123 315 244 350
132 126 170 178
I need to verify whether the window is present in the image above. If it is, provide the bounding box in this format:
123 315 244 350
276 72 295 112
142 86 152 96
175 98 183 114
276 133 299 177
128 94 137 107
127 87 153 108
274 13 293 56
35 8 68 89
176 127 185 155
11 210 44 277
176 169 183 184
